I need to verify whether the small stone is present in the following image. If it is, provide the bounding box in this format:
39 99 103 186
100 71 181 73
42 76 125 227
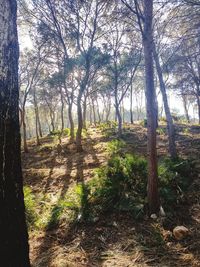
159 206 166 217
150 214 157 220
173 226 189 240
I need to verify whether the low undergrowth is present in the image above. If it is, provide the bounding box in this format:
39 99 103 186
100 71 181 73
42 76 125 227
24 138 196 230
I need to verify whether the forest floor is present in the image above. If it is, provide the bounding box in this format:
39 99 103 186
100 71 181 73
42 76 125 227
22 122 200 267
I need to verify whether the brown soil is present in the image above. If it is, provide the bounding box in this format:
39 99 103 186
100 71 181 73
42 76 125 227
22 123 200 267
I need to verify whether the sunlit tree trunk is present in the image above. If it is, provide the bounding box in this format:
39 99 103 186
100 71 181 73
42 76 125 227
33 89 40 145
153 44 177 158
60 89 64 133
0 1 30 265
130 83 134 124
143 0 160 214
76 91 84 152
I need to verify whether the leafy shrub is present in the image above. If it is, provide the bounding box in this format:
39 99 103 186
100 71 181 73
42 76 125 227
49 128 70 137
87 154 148 219
106 139 126 155
98 121 118 137
158 157 195 207
84 155 195 219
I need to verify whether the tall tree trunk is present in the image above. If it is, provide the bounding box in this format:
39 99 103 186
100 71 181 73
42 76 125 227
130 83 134 124
38 110 43 137
60 90 64 133
76 92 83 152
0 1 30 265
83 97 87 129
92 98 97 125
22 109 28 153
96 99 101 123
181 92 190 123
68 102 74 142
106 98 111 122
143 0 160 214
196 94 200 124
33 91 40 145
89 99 93 125
153 44 177 158
115 98 122 136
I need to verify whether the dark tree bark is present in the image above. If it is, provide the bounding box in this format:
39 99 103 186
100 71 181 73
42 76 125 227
0 1 30 266
143 0 160 214
153 44 177 158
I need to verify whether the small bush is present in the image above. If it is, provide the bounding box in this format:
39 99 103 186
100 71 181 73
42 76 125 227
98 121 118 137
87 154 148 219
106 139 126 155
49 128 70 137
158 157 195 207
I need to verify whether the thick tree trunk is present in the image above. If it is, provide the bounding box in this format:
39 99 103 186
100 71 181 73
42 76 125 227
143 0 160 214
0 1 30 265
153 44 177 158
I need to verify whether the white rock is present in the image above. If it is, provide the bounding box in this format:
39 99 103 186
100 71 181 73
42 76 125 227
159 206 166 217
150 214 157 220
173 226 189 240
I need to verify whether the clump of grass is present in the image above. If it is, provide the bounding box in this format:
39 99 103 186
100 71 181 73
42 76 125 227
24 186 38 229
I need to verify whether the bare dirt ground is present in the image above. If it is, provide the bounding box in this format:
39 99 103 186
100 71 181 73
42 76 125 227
22 123 200 267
